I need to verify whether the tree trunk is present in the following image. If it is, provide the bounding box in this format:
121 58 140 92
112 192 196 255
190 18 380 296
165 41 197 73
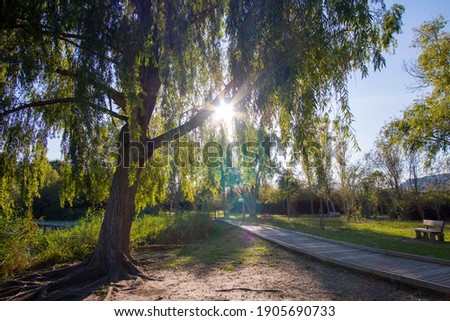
83 120 148 281
319 198 325 230
249 185 257 218
223 187 227 218
325 197 331 215
88 160 142 281
84 65 162 281
329 198 336 213
287 182 291 220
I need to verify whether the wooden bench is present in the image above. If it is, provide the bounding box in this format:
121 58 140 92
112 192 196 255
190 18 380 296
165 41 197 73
414 220 445 242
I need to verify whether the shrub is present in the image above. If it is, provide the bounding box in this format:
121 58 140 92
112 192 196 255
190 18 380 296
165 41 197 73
131 212 216 245
1 210 216 279
0 215 38 278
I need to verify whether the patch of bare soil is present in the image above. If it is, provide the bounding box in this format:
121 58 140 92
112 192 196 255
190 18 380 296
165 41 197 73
86 227 446 301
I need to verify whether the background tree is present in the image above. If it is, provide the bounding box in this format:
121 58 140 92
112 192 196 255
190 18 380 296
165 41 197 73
343 164 364 220
315 115 336 214
277 168 299 218
238 125 278 217
0 0 403 299
387 16 449 165
360 169 386 217
406 151 426 219
368 135 405 218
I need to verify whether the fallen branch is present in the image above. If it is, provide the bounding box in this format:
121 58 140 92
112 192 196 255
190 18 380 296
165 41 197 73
215 288 281 293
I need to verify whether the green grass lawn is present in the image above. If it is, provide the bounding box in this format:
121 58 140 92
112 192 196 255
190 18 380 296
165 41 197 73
144 222 282 271
224 213 450 260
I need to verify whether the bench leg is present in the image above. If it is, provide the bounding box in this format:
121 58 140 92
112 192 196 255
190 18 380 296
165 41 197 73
415 230 421 239
438 234 444 243
430 234 436 242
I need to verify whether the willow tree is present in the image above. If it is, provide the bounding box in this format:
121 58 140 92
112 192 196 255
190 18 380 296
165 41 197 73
0 0 403 299
387 16 449 166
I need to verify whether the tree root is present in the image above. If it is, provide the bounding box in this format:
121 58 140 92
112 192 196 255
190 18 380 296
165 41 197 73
0 255 152 301
103 286 116 301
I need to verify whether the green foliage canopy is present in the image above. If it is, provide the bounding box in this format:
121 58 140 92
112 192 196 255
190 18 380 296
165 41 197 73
1 0 404 215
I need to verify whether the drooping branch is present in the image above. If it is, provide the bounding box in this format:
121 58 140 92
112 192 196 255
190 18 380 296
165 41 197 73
58 36 118 64
1 97 128 121
189 4 219 25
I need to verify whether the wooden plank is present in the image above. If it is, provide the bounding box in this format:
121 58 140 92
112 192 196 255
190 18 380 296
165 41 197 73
290 240 330 246
390 265 449 278
409 267 450 279
426 277 450 287
423 220 444 227
330 252 380 262
421 273 450 281
314 248 362 254
404 272 450 283
294 243 347 249
381 259 440 271
343 253 404 266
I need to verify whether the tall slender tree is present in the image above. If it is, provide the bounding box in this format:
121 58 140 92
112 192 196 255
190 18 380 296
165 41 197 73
1 0 403 299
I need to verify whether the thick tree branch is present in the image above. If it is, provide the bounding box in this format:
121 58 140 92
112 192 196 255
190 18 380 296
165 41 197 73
148 80 241 152
150 108 215 150
0 23 84 40
55 68 127 112
1 98 76 117
1 97 128 121
91 104 128 121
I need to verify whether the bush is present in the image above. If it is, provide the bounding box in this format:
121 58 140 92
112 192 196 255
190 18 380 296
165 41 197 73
131 212 216 246
1 210 216 279
0 216 38 279
31 210 103 269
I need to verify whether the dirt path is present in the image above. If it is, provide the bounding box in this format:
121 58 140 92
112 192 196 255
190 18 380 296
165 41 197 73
86 224 445 301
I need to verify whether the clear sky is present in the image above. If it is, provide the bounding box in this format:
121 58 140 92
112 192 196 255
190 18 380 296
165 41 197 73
47 1 450 161
348 0 449 156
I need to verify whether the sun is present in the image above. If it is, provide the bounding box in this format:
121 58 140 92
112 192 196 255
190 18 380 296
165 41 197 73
214 100 234 126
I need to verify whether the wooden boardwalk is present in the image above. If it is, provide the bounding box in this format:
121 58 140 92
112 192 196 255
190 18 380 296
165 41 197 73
220 219 450 295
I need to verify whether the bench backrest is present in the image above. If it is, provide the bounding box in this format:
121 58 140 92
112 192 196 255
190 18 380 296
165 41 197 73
423 220 445 232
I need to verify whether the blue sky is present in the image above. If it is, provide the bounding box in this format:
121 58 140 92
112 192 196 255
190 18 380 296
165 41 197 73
47 1 450 160
348 0 449 156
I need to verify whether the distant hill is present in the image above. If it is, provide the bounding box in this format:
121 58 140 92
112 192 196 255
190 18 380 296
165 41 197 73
402 173 450 191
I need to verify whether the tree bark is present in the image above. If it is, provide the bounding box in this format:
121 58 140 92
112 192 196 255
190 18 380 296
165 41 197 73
87 131 143 281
